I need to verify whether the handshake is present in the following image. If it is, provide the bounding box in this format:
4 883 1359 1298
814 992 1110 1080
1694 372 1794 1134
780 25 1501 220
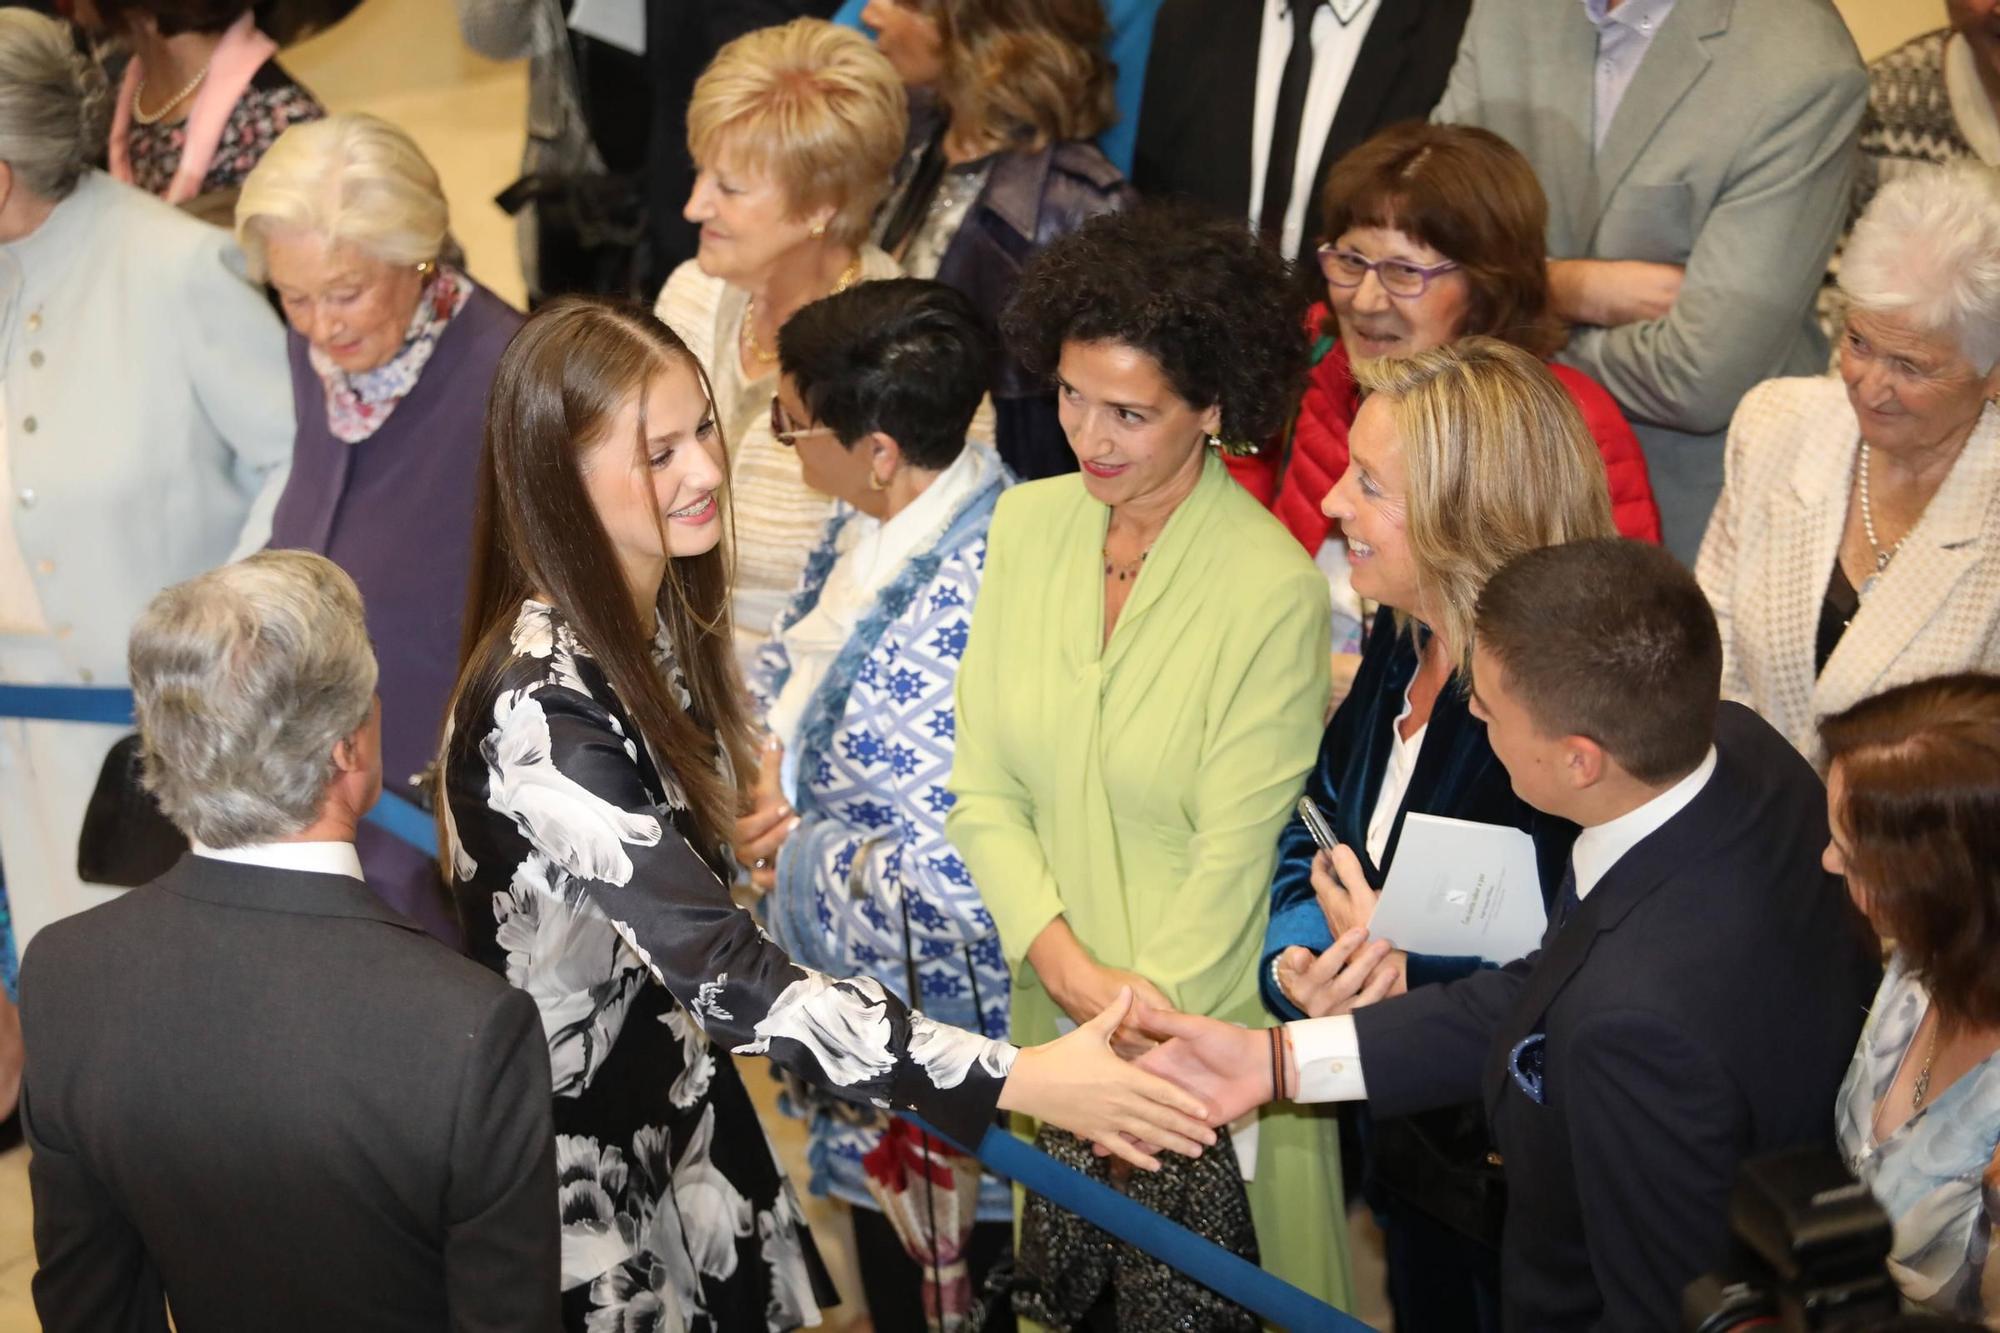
1006 849 1403 1170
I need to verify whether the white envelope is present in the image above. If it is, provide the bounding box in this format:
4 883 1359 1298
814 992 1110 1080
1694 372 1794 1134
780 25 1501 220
1368 813 1547 964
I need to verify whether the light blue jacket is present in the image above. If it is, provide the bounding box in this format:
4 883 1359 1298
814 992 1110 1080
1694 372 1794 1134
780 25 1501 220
0 171 292 686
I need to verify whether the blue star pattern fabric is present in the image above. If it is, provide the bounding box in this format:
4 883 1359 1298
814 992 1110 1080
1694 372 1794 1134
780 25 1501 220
751 478 1013 1221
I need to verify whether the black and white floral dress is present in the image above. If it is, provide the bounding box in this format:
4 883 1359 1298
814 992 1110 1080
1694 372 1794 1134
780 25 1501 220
443 600 1018 1332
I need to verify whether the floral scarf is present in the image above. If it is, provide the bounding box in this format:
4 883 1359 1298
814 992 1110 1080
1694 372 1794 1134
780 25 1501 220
311 264 471 443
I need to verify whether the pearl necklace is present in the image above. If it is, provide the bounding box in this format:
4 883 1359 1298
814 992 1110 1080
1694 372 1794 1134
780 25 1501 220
741 254 863 365
132 52 216 126
1857 442 1908 596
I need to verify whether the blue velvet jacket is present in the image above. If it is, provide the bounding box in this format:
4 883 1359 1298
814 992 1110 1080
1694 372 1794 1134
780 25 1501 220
1260 607 1578 1018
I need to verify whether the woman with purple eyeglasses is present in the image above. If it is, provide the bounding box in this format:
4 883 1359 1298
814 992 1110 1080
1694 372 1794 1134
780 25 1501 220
1226 122 1659 704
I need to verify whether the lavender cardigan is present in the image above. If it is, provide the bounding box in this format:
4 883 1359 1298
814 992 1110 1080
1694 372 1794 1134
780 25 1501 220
267 281 522 947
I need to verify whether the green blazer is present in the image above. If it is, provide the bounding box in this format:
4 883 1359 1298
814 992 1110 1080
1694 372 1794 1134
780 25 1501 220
949 453 1351 1309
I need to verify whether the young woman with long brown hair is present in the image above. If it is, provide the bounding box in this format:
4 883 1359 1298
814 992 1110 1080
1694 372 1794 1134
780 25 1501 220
438 296 1214 1331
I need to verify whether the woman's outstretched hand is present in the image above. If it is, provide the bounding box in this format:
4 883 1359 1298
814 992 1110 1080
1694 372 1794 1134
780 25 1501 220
997 987 1218 1172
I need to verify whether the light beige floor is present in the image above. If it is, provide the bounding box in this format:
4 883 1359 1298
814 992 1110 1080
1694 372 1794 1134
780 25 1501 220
0 0 1946 1328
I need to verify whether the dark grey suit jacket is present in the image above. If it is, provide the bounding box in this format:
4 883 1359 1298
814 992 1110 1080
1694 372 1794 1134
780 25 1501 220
1352 704 1880 1331
20 853 559 1333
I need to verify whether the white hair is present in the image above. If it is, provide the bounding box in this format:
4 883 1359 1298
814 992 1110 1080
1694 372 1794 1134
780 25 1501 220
0 9 107 201
234 112 448 281
1841 163 2000 373
129 551 379 848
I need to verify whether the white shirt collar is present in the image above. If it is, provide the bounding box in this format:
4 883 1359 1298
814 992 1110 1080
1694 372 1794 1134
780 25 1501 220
1582 0 1677 33
765 441 995 793
192 839 365 881
1570 746 1716 900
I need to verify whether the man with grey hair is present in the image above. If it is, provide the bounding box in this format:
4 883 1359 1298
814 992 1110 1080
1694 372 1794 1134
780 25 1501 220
19 551 559 1332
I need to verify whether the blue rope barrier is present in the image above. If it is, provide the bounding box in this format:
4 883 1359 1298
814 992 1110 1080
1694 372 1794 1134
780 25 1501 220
912 1117 1363 1331
0 684 436 852
0 684 1355 1328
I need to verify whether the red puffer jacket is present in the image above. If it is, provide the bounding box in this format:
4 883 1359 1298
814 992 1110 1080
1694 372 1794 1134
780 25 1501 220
1227 307 1663 548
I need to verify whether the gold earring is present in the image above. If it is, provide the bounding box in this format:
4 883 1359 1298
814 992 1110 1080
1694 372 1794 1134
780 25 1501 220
809 220 827 240
416 259 435 277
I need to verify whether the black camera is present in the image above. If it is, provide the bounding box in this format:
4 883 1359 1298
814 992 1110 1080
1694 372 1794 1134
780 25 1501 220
1683 1146 1902 1332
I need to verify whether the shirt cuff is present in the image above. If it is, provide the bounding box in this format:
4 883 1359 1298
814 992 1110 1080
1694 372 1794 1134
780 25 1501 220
1287 1016 1367 1103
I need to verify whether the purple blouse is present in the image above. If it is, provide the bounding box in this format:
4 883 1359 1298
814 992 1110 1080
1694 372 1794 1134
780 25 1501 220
267 281 522 947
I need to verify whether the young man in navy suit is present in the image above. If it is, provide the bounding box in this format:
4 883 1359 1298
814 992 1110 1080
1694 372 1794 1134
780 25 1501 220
1139 539 1880 1331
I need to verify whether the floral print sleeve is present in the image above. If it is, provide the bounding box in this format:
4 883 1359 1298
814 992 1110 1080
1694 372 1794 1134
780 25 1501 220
472 666 1015 1150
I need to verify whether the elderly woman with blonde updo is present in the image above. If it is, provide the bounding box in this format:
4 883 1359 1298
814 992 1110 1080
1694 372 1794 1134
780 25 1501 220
657 19 992 670
237 112 523 946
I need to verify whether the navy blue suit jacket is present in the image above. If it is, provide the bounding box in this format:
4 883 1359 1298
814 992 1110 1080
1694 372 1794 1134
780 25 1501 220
1351 703 1881 1331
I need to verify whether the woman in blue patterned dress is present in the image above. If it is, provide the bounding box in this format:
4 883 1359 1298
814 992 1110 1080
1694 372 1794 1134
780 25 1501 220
742 280 1013 1327
440 295 1211 1333
1825 673 2000 1326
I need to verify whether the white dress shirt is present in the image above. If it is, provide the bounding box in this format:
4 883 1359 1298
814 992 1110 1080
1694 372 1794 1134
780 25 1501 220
1288 745 1719 1102
1249 0 1382 259
1363 681 1426 867
193 838 366 881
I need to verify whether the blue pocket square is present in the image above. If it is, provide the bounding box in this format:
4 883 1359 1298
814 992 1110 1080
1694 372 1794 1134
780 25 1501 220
1509 1032 1547 1105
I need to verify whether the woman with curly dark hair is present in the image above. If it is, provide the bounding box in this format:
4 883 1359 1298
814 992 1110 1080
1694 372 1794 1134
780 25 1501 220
946 205 1351 1322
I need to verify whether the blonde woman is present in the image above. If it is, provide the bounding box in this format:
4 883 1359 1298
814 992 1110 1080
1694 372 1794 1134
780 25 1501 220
863 0 1132 478
238 113 523 945
1257 338 1617 1331
654 19 921 670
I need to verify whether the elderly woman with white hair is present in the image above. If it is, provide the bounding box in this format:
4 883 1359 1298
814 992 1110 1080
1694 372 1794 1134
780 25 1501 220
238 112 522 945
1699 162 2000 769
0 8 291 960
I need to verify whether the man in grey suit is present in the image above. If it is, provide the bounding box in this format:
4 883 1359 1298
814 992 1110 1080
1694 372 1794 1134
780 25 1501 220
20 551 559 1333
1434 0 1867 560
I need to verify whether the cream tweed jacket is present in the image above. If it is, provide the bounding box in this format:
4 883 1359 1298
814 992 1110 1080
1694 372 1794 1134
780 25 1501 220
1696 374 2000 769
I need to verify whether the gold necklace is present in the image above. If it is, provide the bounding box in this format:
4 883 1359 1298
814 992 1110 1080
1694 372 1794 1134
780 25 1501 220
132 52 216 126
741 254 863 365
1101 543 1154 583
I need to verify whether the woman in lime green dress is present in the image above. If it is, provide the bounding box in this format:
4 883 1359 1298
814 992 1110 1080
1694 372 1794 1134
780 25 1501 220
948 206 1350 1317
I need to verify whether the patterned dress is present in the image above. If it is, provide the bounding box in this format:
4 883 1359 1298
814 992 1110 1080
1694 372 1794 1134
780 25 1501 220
126 60 323 199
750 463 1013 1222
443 600 1020 1331
1837 957 2000 1325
